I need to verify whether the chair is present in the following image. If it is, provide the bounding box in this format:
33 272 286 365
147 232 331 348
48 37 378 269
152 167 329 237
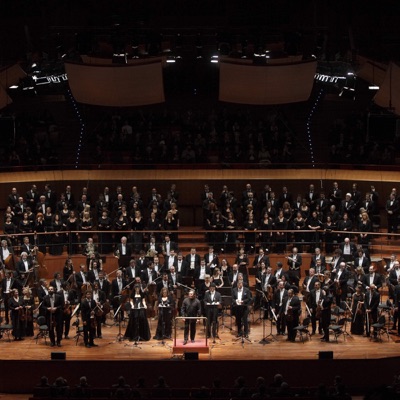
371 315 390 342
0 316 13 342
35 315 49 344
329 318 346 342
294 317 312 343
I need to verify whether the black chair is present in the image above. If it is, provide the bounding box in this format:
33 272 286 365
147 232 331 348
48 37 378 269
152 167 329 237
35 315 49 344
329 318 346 342
371 315 390 342
0 316 13 342
294 317 312 343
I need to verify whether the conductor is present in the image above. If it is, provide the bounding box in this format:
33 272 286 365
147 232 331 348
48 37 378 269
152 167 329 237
181 290 201 345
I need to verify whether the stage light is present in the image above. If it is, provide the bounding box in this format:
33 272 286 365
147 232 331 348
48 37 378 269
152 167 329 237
9 85 18 89
369 85 379 90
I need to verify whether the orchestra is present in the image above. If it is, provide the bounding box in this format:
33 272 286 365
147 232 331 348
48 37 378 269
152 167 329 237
0 200 397 351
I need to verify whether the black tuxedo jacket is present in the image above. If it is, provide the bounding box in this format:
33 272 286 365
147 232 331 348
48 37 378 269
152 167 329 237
361 273 382 290
204 290 222 305
232 287 252 306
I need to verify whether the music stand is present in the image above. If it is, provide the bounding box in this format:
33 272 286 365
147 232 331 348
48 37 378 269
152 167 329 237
219 296 233 331
152 304 172 350
206 303 224 346
109 303 124 343
340 301 353 338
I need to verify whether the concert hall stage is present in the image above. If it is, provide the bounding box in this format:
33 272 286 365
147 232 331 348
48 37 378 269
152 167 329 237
1 314 399 395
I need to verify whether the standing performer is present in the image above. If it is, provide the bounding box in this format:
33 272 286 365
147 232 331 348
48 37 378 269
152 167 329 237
58 283 77 340
319 286 333 342
43 286 63 347
154 287 175 340
273 281 288 335
1 270 21 324
364 284 380 340
286 247 302 288
232 281 253 338
309 281 324 335
204 283 222 340
282 288 300 342
124 285 151 341
351 285 365 335
181 290 201 345
21 286 34 337
80 291 98 348
9 289 24 340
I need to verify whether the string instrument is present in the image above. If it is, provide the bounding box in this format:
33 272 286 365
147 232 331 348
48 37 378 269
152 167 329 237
64 301 72 316
90 310 96 329
93 303 104 317
67 272 78 292
266 285 274 301
335 280 342 296
316 299 323 319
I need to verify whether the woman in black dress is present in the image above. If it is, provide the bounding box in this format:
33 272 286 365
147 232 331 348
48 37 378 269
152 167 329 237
274 210 288 254
66 210 79 255
243 214 258 254
124 285 151 341
351 285 365 335
80 211 93 245
21 287 34 337
131 210 145 253
323 216 337 254
97 210 113 254
153 287 175 340
51 213 65 255
293 211 306 253
224 212 238 253
259 212 273 252
35 213 46 254
9 289 24 340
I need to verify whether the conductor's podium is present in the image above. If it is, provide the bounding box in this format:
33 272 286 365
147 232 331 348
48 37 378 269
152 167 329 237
172 317 209 357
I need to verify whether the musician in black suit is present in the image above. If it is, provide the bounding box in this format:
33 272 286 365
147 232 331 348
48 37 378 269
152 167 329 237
161 235 178 257
75 264 90 300
364 284 380 339
57 282 77 339
310 248 326 271
319 286 333 342
339 237 357 263
136 251 148 271
80 290 98 348
286 247 302 288
168 266 182 290
163 249 178 272
282 288 301 342
175 252 189 277
204 283 222 340
354 249 371 274
1 270 21 324
386 192 400 238
16 252 33 282
272 281 288 335
361 266 382 291
331 262 349 305
20 236 35 257
156 273 173 295
42 286 63 347
302 268 319 303
185 248 201 275
125 259 141 283
308 281 325 335
114 236 133 270
25 184 39 209
232 281 252 337
204 246 220 271
273 261 287 282
194 260 211 288
140 262 158 285
97 271 111 298
252 248 270 267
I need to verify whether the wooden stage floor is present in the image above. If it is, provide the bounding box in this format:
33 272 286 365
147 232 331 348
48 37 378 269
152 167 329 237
2 312 399 362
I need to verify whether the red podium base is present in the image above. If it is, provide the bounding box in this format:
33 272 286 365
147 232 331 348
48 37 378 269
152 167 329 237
172 339 209 355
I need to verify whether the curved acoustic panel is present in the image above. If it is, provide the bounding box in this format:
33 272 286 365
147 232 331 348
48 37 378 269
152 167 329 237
219 59 317 105
65 60 165 106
